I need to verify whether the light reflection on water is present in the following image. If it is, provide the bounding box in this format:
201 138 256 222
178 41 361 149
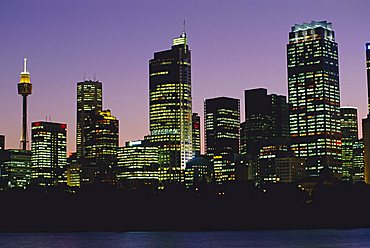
1 229 370 248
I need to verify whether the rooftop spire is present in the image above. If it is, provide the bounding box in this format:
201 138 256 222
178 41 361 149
23 57 27 73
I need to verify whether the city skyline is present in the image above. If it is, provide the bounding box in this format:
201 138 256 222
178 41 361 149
1 1 370 153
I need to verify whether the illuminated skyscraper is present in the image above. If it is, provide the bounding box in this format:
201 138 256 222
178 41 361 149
340 107 358 181
287 21 341 177
17 58 32 150
192 113 201 157
84 109 119 182
353 139 365 182
204 97 240 183
76 80 102 164
149 31 192 183
31 121 67 187
363 43 370 183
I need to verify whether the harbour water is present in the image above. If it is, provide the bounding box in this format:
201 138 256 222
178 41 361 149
1 229 370 247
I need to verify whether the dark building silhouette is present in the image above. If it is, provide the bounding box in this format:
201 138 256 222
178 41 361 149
31 121 67 187
17 58 32 150
287 21 341 177
204 97 240 183
192 113 201 157
0 135 4 150
241 88 289 158
184 155 213 188
76 80 103 165
148 31 192 183
363 43 370 183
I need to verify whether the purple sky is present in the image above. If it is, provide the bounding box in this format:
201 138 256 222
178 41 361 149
1 0 369 153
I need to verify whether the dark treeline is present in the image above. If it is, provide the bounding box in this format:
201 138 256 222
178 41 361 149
1 181 370 232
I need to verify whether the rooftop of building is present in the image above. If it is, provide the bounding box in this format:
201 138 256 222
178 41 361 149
291 21 332 32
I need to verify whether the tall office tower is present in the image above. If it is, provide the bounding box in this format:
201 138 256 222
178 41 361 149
76 80 102 164
17 58 32 150
0 135 4 150
363 43 370 183
149 31 192 182
340 107 358 181
0 149 31 189
31 121 67 187
353 139 365 182
204 97 240 183
192 113 201 157
116 140 159 189
84 110 119 183
287 21 341 177
241 88 289 158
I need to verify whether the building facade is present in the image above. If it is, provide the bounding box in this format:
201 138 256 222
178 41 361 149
31 121 67 187
340 107 358 181
116 140 159 189
241 88 289 158
0 135 4 150
0 149 31 189
148 31 192 183
192 113 201 157
287 21 341 177
363 43 370 183
76 80 102 164
84 109 119 184
204 97 240 183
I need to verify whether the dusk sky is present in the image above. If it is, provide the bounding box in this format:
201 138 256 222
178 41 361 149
1 0 370 153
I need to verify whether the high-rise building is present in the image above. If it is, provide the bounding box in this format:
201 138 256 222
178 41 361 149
0 149 31 189
204 97 240 183
352 139 365 182
241 88 289 158
148 31 192 183
363 43 370 183
287 21 341 177
31 121 67 187
76 80 102 164
192 113 201 157
340 107 358 181
17 58 32 150
84 109 119 184
0 135 4 150
116 140 159 189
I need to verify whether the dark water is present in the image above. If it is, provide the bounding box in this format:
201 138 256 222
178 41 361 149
1 229 370 247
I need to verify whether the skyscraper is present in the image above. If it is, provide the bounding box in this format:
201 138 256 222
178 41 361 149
363 43 370 183
287 21 341 177
148 31 192 183
241 88 289 158
84 109 119 183
17 58 32 150
204 97 240 183
192 113 201 157
31 121 67 187
76 80 102 164
340 107 358 181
